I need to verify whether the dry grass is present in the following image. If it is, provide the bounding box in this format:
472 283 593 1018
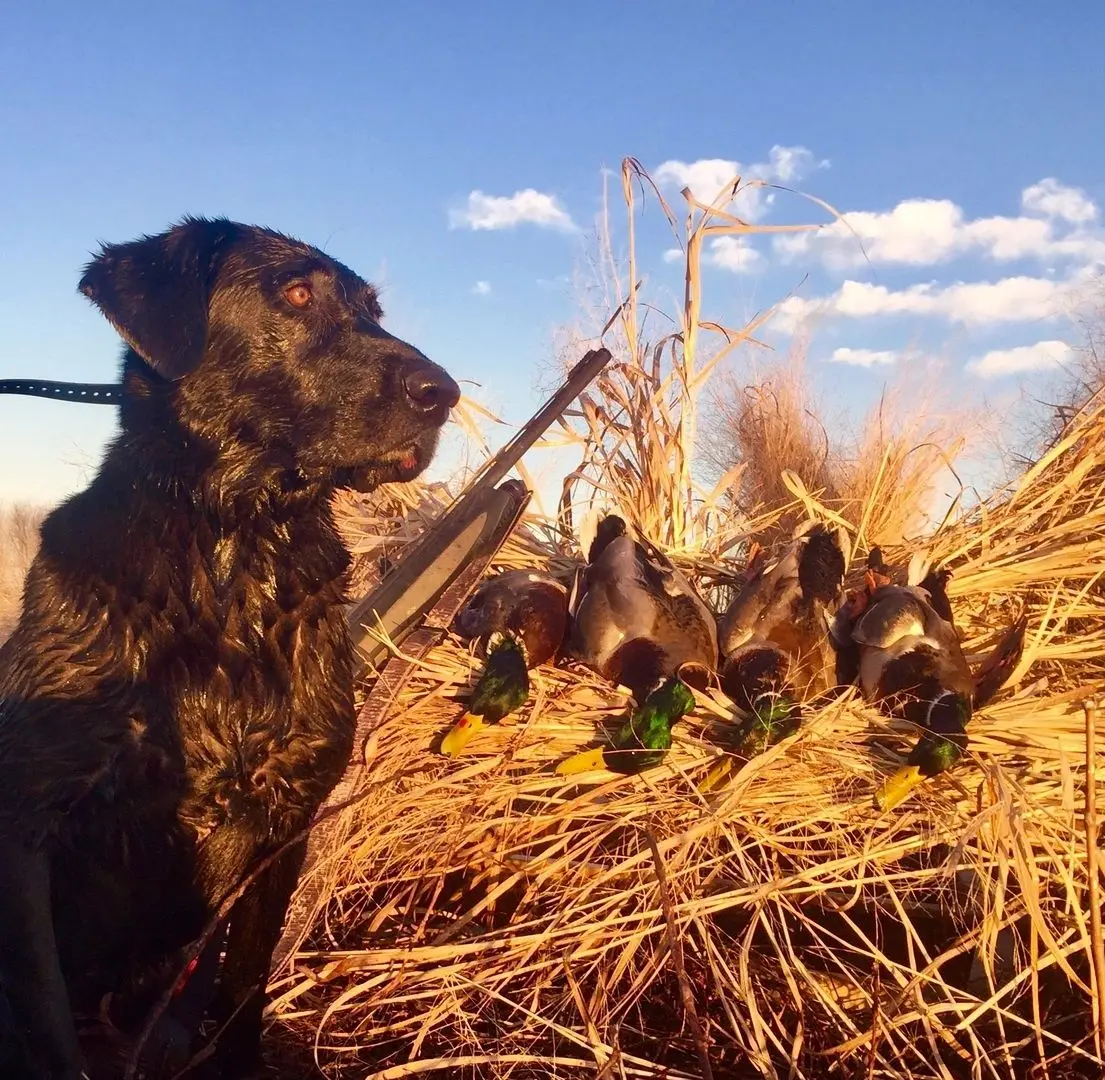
704 339 840 532
0 502 45 644
701 342 982 552
257 161 1105 1079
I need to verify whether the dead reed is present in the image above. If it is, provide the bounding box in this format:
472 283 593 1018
0 502 45 644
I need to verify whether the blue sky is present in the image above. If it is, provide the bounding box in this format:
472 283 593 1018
2 1 1104 507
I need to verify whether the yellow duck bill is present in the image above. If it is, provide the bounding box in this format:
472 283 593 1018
555 747 608 776
699 757 736 794
874 764 926 811
440 713 486 757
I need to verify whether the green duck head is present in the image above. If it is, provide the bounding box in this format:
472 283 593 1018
605 675 696 773
555 674 696 777
875 690 971 810
440 633 529 756
735 690 803 758
636 675 697 728
471 634 530 720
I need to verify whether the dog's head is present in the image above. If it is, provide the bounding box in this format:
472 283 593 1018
78 217 460 491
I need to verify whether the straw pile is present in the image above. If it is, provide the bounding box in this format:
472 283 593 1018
267 163 1105 1079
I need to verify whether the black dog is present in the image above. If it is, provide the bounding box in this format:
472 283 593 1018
0 218 459 1078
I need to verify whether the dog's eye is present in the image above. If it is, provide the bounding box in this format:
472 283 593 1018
283 283 313 309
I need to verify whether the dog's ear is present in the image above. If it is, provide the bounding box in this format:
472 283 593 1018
79 217 241 381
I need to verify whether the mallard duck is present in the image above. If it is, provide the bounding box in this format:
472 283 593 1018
716 521 850 757
831 549 1027 810
439 568 569 756
555 514 717 776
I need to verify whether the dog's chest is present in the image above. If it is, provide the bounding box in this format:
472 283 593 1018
154 528 356 835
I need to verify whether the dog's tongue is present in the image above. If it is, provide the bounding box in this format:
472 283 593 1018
171 954 201 998
400 449 418 471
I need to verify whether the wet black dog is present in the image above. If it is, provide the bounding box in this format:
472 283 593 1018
0 218 459 1078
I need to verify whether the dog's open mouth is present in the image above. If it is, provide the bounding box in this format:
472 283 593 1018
375 443 425 483
380 445 422 475
338 442 432 491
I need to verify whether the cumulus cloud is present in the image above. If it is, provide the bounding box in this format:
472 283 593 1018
472 280 491 296
773 273 1075 333
653 145 823 220
449 189 577 232
1021 178 1098 225
662 238 763 273
829 347 897 367
967 339 1073 378
653 158 745 204
775 180 1104 269
705 236 763 273
764 145 822 183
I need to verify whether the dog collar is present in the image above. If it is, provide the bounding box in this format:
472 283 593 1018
0 378 123 404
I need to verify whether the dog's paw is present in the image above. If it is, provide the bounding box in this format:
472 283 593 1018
128 1013 199 1079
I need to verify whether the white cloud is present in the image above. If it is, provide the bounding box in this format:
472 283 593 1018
654 158 744 205
1021 178 1098 225
772 295 816 333
776 180 1103 270
932 276 1071 324
967 339 1073 378
762 145 823 183
449 189 577 232
773 273 1075 333
472 280 491 296
962 214 1056 261
830 347 897 367
706 236 763 273
653 145 821 220
663 238 763 272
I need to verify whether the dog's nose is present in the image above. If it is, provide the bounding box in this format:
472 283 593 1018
401 358 461 415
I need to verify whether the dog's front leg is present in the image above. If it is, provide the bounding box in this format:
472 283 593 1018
196 827 309 1076
0 837 85 1079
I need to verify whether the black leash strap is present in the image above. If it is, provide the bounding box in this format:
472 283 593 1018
0 379 123 404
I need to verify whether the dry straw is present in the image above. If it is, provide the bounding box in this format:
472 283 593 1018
272 161 1105 1079
0 502 45 643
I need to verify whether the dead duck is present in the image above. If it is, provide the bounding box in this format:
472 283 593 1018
439 568 569 756
555 514 717 776
832 548 1027 810
715 521 850 759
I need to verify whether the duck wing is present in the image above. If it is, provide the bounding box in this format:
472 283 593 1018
918 566 956 625
719 548 801 654
568 535 662 671
972 612 1028 708
852 586 930 648
641 545 719 669
568 531 717 690
798 527 847 603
